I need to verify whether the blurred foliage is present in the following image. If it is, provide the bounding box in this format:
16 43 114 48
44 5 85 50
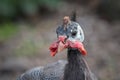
66 0 120 21
96 0 120 21
14 27 47 57
0 23 18 41
0 0 62 21
15 39 38 56
66 0 89 5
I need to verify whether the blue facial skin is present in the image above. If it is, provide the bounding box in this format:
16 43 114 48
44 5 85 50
56 21 84 42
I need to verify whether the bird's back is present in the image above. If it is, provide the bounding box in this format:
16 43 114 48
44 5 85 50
17 60 67 80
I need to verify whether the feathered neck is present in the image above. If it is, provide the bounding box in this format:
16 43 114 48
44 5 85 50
63 48 89 80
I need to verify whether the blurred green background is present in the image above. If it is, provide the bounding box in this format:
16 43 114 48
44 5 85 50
0 0 120 80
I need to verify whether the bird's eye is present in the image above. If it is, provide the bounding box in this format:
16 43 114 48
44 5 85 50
71 30 77 36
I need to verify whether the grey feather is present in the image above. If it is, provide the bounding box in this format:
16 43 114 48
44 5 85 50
17 60 67 80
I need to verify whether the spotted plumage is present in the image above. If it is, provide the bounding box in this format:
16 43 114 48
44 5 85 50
17 60 67 80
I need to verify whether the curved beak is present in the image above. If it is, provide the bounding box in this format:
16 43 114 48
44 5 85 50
49 41 67 57
49 36 68 57
57 41 66 53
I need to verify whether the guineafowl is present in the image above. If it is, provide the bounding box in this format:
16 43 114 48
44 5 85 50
17 11 97 80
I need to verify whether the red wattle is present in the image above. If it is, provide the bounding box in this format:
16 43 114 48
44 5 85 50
49 35 87 56
67 40 87 56
49 41 58 57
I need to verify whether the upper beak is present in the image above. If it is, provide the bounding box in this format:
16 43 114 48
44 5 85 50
57 41 66 53
49 36 68 57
